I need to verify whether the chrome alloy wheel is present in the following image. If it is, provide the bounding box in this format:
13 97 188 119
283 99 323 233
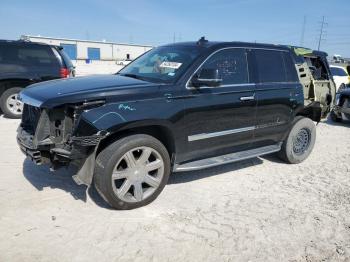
292 128 311 155
111 146 165 203
6 93 23 115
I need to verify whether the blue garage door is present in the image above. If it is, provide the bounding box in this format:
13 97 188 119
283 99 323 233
60 44 77 60
88 47 100 60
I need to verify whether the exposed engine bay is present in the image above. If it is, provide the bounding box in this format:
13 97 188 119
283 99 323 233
17 101 107 172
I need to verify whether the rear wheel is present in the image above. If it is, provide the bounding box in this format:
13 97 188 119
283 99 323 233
94 134 170 210
0 87 24 119
278 116 316 164
330 110 342 122
341 98 350 121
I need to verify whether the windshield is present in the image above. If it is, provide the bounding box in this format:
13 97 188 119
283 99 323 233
118 45 202 83
330 67 348 77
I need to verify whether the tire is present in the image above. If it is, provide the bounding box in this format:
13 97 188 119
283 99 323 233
94 134 171 210
278 116 316 164
330 110 342 122
341 98 350 121
0 87 24 119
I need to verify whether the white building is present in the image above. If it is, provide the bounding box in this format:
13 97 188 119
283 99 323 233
21 35 153 76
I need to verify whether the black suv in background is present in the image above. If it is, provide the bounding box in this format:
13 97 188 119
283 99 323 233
0 40 74 118
17 38 334 209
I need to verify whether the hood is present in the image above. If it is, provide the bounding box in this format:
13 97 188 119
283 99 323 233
19 74 155 108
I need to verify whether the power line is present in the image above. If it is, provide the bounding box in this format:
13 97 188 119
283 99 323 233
317 16 327 50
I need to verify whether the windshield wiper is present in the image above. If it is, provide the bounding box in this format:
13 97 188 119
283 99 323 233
118 72 165 84
119 73 144 80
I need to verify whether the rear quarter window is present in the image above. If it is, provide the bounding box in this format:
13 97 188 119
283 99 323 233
254 49 297 83
282 52 299 82
0 44 59 67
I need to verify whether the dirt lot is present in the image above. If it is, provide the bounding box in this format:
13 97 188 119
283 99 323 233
0 116 350 262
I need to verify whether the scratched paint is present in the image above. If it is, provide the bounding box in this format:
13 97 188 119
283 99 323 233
92 112 126 124
118 104 136 111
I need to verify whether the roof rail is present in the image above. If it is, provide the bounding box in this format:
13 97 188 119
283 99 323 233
19 35 31 42
197 36 208 46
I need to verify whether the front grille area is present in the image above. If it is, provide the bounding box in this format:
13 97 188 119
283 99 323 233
21 104 42 135
71 134 102 146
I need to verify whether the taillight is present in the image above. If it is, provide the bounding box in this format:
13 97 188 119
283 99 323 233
60 68 70 78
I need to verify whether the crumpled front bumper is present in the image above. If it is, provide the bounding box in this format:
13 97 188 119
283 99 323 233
17 124 109 186
17 127 45 165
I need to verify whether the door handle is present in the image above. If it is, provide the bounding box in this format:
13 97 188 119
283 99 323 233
240 95 255 101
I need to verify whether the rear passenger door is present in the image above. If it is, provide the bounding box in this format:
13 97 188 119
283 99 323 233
252 49 300 147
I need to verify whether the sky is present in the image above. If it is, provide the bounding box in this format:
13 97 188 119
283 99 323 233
1 0 350 57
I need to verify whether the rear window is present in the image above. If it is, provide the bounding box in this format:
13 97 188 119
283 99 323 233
254 49 297 83
0 44 59 66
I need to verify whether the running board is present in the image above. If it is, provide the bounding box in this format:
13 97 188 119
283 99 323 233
174 143 282 172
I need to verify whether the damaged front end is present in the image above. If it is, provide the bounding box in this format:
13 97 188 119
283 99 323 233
17 100 109 186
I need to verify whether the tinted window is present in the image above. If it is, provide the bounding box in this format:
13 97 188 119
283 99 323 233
330 67 348 76
255 49 286 83
282 52 298 82
200 48 249 85
0 44 58 66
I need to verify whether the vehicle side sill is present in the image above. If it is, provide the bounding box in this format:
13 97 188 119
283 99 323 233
173 143 282 172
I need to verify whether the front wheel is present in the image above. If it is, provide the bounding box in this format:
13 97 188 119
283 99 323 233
94 134 171 210
278 116 316 164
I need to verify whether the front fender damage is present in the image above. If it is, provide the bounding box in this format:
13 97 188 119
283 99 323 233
72 131 109 186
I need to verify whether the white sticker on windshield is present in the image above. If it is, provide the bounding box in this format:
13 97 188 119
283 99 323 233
160 61 182 69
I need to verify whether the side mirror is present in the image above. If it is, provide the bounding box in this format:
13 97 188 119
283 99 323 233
191 68 222 88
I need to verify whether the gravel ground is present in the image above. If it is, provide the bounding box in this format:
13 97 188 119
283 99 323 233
0 117 350 262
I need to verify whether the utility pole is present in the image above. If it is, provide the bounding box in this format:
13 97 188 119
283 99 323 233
173 32 176 43
317 16 327 51
300 15 306 46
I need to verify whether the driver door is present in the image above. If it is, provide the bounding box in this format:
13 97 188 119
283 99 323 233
181 48 257 162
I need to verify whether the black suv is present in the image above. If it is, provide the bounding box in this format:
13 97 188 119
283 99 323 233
0 40 74 118
17 38 333 209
